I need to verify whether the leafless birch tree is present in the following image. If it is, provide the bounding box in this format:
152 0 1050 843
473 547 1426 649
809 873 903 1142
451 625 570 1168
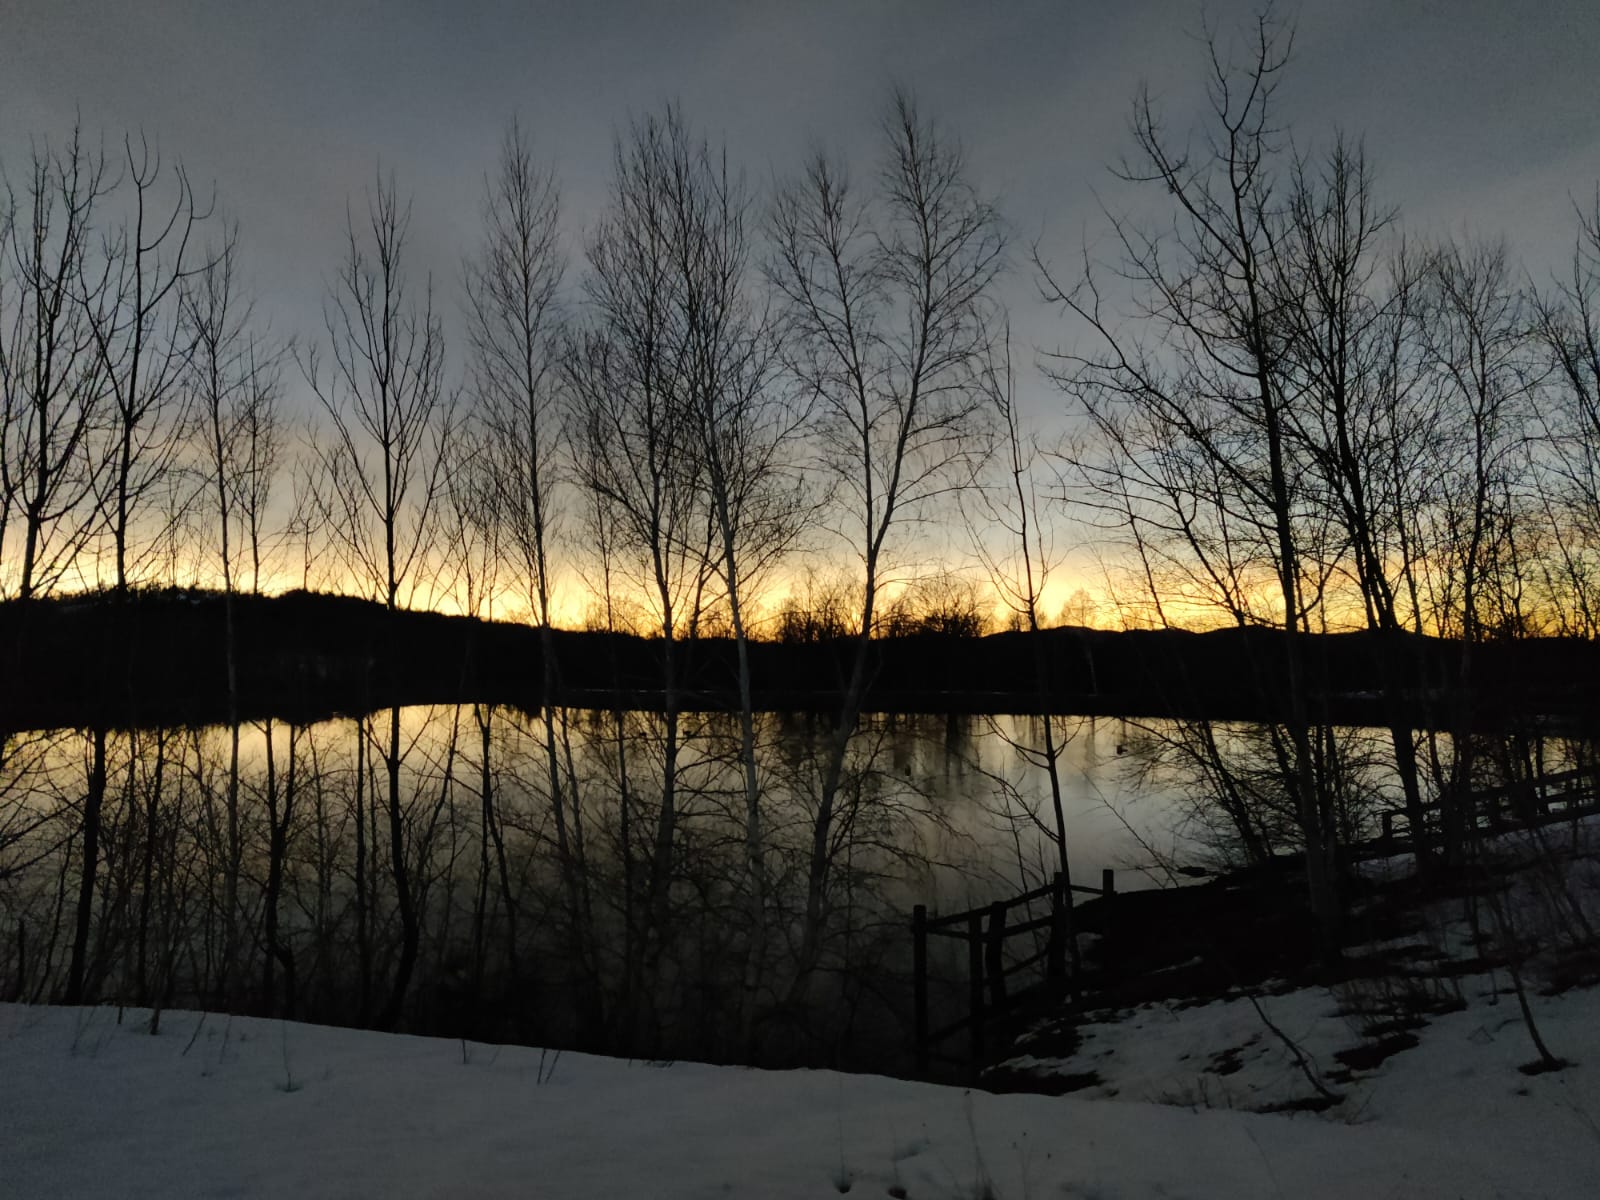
1041 11 1341 945
0 126 114 599
1532 194 1600 636
563 108 711 1037
768 88 1004 993
303 169 453 1029
462 118 565 1001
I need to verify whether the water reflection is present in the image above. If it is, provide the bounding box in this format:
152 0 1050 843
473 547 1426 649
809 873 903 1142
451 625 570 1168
0 707 1185 1070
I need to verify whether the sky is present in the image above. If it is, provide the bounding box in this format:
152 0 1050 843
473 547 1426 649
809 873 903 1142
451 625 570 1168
3 0 1599 612
6 0 1598 392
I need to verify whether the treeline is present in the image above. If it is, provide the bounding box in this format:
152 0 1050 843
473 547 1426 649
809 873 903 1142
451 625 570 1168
4 588 1600 732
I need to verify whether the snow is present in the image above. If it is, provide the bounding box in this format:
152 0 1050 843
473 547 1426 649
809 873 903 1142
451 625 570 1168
1000 982 1600 1130
983 829 1600 1196
7 827 1600 1196
4 992 1599 1198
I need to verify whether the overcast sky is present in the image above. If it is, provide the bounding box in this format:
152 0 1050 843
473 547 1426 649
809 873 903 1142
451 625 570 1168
4 0 1599 429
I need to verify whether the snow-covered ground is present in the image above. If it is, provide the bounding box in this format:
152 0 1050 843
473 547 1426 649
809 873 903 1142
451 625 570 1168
982 836 1600 1197
8 834 1600 1196
3 987 1597 1199
994 978 1600 1152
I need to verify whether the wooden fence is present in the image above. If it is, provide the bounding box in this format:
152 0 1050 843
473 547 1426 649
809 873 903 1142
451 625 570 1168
912 869 1114 1073
1366 767 1600 859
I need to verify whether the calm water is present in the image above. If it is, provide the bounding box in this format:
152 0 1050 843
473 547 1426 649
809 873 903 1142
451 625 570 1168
0 707 1198 1068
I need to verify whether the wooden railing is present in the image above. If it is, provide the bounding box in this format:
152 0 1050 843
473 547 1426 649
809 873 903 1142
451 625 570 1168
912 869 1114 1073
1367 768 1600 858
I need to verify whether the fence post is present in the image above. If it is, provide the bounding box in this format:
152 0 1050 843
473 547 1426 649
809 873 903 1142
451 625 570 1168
11 919 23 1004
912 904 928 1074
1101 868 1115 963
985 900 1008 1009
1047 872 1065 984
967 910 985 1066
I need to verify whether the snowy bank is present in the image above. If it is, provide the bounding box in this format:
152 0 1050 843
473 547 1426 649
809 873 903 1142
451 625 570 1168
3 1001 1597 1198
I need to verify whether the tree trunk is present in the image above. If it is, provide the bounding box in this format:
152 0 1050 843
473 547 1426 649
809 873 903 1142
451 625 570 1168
64 727 108 1005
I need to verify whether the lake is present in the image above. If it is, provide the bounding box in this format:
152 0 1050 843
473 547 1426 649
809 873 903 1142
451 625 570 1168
0 706 1246 1070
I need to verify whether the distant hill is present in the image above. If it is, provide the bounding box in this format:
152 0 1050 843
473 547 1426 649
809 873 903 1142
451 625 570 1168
0 588 1595 732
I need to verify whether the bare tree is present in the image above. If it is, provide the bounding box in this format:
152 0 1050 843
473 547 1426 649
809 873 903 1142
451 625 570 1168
0 174 10 581
85 132 208 594
33 129 209 1006
768 88 1004 992
1270 141 1446 873
664 117 804 1044
181 226 283 1003
461 118 565 1002
562 108 713 1037
0 126 114 599
1041 10 1341 945
441 442 520 1015
0 136 116 1001
303 169 453 1029
1532 192 1600 636
1414 238 1540 859
964 328 1078 903
464 117 565 626
1417 239 1537 645
235 339 283 594
304 172 451 612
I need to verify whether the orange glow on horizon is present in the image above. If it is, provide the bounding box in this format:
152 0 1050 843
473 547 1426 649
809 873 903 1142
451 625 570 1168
0 546 1459 638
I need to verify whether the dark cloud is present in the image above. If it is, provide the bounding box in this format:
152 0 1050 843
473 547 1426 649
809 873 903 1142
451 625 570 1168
4 0 1597 423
